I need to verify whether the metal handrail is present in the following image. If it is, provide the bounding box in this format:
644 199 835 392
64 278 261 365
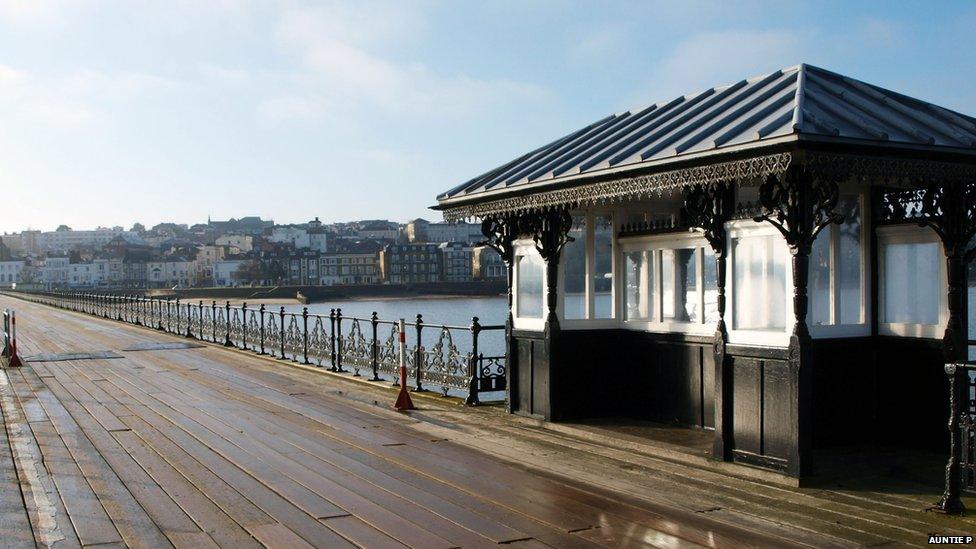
1 290 506 404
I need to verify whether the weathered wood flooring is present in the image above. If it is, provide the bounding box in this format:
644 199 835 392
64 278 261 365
3 295 976 548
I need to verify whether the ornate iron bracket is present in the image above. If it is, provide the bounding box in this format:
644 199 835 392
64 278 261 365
753 168 845 255
683 182 734 259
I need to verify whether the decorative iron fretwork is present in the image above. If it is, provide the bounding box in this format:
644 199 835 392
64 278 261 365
754 169 845 255
5 290 507 406
618 216 679 237
443 152 794 221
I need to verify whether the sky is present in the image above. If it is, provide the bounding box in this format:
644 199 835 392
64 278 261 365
1 0 975 233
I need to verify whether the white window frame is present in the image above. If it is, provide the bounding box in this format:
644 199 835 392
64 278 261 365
559 210 618 329
512 240 547 331
616 231 714 335
727 220 794 347
808 192 871 339
877 224 947 339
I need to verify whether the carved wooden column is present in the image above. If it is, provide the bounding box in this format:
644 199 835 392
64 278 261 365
481 214 520 414
684 181 734 460
755 166 843 477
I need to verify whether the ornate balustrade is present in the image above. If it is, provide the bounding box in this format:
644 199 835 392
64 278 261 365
4 290 505 405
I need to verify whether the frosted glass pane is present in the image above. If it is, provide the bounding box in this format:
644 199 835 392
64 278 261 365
883 241 939 325
837 197 862 324
624 250 653 321
563 214 586 319
516 254 544 319
674 249 701 322
703 248 718 324
733 235 787 331
593 215 613 318
662 249 675 319
810 230 831 325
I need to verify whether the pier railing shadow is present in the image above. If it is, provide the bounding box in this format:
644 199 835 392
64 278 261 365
6 290 506 405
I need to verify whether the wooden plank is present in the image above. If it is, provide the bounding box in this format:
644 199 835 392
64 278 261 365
112 428 262 549
319 516 407 549
0 371 40 548
26 368 173 549
117 407 356 548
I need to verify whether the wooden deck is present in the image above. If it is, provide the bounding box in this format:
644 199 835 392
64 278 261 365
2 295 975 548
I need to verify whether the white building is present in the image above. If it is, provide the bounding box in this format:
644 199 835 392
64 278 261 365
37 227 145 252
0 260 25 285
427 222 483 244
147 259 192 287
40 257 69 286
215 234 254 252
268 227 310 249
214 259 247 286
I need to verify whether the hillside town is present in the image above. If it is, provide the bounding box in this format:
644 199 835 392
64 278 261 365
0 216 504 289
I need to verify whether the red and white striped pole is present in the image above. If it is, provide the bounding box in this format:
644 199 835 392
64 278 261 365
8 310 22 367
393 318 415 411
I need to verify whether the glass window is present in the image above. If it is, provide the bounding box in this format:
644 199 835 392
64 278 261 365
624 250 653 321
733 234 788 331
516 253 544 319
882 240 940 325
837 197 862 324
810 229 831 326
703 249 718 324
563 215 586 319
808 195 864 327
593 214 614 318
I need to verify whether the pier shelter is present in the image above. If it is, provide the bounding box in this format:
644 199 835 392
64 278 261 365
433 64 976 480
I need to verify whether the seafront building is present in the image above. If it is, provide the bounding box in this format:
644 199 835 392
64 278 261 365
433 63 976 499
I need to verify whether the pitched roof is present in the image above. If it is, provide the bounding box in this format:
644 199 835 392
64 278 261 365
437 63 976 206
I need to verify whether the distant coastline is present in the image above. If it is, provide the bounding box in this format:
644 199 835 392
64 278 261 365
143 281 505 304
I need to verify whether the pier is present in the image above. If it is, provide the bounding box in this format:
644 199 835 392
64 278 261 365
1 293 974 546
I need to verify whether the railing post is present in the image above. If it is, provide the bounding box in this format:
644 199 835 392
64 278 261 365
937 363 967 514
466 316 481 406
174 298 180 333
224 301 232 346
414 314 424 392
185 299 194 338
335 308 345 372
211 301 217 342
166 299 172 333
135 296 142 326
242 302 248 350
259 304 266 354
370 312 380 381
329 309 337 371
302 307 309 364
279 306 286 359
198 300 204 339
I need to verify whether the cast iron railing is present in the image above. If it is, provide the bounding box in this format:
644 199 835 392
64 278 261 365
3 290 506 405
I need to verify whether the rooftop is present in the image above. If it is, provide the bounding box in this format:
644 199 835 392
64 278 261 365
436 63 976 208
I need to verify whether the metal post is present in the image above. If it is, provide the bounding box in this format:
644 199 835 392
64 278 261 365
174 298 180 333
370 312 380 381
198 300 204 339
335 308 345 372
166 299 172 333
302 307 309 364
242 302 248 350
394 318 414 411
279 306 286 359
414 314 424 391
329 309 337 371
224 301 232 346
211 301 217 342
466 316 481 406
259 304 266 354
185 299 194 338
937 363 967 514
